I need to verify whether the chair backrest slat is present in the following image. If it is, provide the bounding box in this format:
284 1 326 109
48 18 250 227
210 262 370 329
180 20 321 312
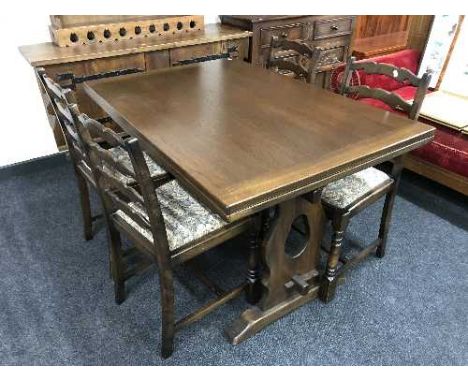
347 85 412 114
340 56 432 120
82 142 144 208
83 117 125 147
270 38 316 59
267 37 345 85
267 36 320 84
270 59 309 79
351 61 423 87
107 189 151 230
55 99 75 127
86 139 136 180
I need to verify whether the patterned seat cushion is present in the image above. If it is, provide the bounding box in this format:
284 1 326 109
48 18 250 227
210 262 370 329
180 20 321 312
108 147 167 180
322 167 392 209
115 180 228 251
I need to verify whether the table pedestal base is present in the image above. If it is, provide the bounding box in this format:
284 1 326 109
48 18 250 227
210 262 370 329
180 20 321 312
226 190 325 344
225 284 319 345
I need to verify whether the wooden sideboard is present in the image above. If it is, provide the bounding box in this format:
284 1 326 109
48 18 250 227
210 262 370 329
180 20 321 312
220 15 356 87
20 24 251 150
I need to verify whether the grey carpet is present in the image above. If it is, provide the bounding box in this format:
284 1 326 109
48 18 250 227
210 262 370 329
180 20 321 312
0 155 467 365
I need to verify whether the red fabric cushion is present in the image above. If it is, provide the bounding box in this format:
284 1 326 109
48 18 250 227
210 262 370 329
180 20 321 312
358 90 468 177
411 124 468 178
358 89 468 178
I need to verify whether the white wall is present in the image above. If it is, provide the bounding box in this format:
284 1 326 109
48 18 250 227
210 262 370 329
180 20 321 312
1 14 58 167
0 14 219 167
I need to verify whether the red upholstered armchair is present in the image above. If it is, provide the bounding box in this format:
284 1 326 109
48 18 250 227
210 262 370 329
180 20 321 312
331 49 468 195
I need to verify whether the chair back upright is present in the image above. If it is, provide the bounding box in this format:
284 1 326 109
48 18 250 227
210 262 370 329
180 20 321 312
36 68 90 166
75 114 171 261
340 56 432 120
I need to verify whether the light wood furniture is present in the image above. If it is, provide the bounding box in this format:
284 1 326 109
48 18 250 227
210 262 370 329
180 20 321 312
403 155 468 196
49 15 205 47
20 23 251 149
221 15 356 87
352 16 411 59
419 91 468 133
405 91 468 196
353 31 409 60
319 58 432 302
83 59 435 347
352 16 434 59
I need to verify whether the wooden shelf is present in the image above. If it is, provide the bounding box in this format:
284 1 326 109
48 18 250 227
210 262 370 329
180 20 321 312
19 24 252 67
352 31 409 59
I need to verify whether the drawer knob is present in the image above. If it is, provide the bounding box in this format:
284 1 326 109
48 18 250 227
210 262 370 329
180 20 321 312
330 25 339 31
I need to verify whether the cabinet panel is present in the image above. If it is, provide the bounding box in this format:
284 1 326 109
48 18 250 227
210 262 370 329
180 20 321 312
221 15 356 87
45 53 146 78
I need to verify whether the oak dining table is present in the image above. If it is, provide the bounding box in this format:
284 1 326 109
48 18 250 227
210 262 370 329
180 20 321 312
83 59 435 344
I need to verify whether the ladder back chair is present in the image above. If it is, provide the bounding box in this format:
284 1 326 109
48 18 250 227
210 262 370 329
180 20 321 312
319 57 432 303
76 114 253 358
36 68 171 241
339 56 431 120
266 36 322 84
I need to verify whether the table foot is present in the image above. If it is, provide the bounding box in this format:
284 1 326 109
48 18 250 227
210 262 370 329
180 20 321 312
225 284 319 345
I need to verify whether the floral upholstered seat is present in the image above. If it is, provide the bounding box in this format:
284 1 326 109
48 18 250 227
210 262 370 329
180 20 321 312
322 167 392 210
115 180 227 251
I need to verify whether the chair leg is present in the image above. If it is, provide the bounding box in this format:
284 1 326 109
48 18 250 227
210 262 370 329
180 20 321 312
76 173 93 241
107 223 126 304
158 268 175 359
376 161 403 258
320 213 350 303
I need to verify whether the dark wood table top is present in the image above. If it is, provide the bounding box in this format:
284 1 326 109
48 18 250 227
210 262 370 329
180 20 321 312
84 60 435 221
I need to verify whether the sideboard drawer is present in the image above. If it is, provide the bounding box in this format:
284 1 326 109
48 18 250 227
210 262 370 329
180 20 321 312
313 17 354 40
170 42 223 64
260 23 306 48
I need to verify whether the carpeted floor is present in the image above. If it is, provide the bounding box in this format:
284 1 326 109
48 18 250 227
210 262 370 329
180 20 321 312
0 154 467 365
